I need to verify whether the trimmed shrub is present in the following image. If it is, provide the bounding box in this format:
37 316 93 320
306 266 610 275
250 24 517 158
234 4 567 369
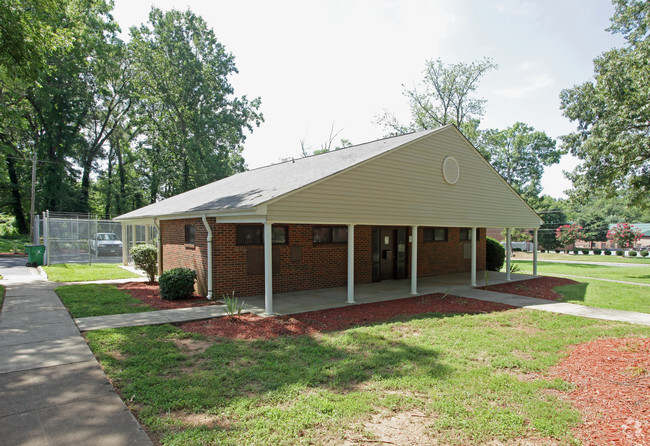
593 249 602 255
581 249 589 255
616 250 624 256
540 249 546 253
628 250 638 257
604 249 612 255
486 237 505 271
513 247 522 252
159 268 197 300
130 243 158 282
572 249 579 255
555 249 561 253
641 251 649 257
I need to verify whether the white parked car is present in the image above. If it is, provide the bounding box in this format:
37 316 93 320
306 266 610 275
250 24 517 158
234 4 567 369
90 233 123 256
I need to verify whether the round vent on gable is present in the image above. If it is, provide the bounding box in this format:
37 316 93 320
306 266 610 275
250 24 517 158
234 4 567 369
442 156 460 184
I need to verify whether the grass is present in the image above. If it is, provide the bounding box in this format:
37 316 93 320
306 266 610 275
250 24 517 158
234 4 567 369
0 283 4 310
43 263 141 282
511 260 650 313
86 309 650 445
514 251 650 264
512 260 650 285
0 236 29 254
554 280 650 314
56 284 155 318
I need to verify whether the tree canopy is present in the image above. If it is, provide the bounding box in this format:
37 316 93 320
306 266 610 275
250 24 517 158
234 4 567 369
560 0 650 205
0 3 262 233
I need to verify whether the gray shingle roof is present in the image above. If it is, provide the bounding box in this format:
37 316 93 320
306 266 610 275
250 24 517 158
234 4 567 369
115 127 442 221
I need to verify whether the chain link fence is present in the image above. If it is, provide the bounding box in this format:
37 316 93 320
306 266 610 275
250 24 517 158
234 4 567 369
34 211 157 265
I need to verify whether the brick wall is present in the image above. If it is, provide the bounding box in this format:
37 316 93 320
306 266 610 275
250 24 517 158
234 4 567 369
161 221 486 298
414 227 486 277
160 219 209 296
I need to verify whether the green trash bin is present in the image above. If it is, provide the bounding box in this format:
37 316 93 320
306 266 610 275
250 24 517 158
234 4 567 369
25 244 45 267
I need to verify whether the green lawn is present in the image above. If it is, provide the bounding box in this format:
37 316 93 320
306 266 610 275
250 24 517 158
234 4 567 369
0 237 29 254
511 260 650 313
513 251 650 264
86 309 650 445
513 260 650 285
43 263 141 282
56 284 155 318
554 280 650 314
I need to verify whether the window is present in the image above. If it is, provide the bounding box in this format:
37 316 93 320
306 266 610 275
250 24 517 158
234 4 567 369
423 227 448 242
272 226 288 244
236 225 288 245
237 225 262 245
460 228 480 241
185 224 195 245
313 226 348 243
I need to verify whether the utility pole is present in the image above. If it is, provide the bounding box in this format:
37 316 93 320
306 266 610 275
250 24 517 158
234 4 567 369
29 145 37 243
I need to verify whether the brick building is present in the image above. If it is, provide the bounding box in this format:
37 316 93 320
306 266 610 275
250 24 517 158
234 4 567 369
116 125 542 314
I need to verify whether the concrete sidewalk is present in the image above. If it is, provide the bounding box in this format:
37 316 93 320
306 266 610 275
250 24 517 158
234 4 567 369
0 257 151 446
75 271 650 331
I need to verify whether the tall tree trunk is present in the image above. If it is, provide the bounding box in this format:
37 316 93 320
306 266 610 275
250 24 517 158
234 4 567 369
104 141 114 217
6 157 28 234
116 137 126 214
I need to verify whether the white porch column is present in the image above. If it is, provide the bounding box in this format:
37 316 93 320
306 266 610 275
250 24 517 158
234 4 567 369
506 228 511 281
121 222 128 265
347 224 355 303
471 227 477 286
131 224 137 250
144 224 150 244
264 222 273 315
411 225 418 294
533 228 539 276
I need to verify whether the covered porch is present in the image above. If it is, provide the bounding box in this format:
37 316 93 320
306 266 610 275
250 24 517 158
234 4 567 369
244 270 538 316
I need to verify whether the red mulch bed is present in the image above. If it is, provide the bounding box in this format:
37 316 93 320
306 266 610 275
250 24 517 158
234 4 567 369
178 294 514 340
548 337 650 445
478 276 579 300
116 282 221 310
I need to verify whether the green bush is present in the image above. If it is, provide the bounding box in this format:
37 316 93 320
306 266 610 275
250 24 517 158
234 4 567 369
540 249 546 253
159 268 196 300
641 251 649 257
555 249 561 253
581 249 590 255
628 250 637 257
486 237 505 271
593 249 602 255
616 250 624 256
130 243 158 282
604 249 612 255
0 214 20 238
513 247 522 252
572 249 579 255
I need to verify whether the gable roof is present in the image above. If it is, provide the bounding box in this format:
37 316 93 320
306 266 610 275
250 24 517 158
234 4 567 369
116 125 541 227
115 128 441 221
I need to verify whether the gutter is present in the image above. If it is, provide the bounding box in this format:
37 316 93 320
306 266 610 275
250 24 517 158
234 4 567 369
201 213 213 300
153 218 162 276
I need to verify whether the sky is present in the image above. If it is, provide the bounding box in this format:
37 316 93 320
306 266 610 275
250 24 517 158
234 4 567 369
111 0 625 199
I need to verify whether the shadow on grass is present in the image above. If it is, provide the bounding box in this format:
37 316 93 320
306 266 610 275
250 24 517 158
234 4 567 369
87 322 452 413
554 282 588 303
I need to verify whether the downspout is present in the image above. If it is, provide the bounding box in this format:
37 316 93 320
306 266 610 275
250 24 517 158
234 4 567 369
201 214 213 300
153 218 162 277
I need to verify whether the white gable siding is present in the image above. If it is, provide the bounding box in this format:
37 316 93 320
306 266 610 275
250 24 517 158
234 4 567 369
267 127 541 228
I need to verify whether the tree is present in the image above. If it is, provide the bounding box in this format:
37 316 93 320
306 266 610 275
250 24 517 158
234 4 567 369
129 8 263 201
555 224 585 249
559 0 650 205
479 122 563 200
534 196 568 251
376 58 496 141
607 222 643 248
